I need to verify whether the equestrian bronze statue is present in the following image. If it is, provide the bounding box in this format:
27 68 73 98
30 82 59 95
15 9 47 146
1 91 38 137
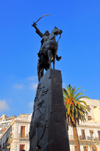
32 15 62 81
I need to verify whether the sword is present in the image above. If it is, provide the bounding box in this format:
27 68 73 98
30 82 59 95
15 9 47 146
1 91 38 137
32 14 51 27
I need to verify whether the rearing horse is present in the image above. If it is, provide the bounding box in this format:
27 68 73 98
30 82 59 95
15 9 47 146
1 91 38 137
37 26 62 81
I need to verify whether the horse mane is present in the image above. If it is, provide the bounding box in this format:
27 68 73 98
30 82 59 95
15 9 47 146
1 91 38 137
48 29 55 40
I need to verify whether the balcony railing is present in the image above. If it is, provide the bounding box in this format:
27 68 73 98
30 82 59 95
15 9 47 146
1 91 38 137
69 135 74 139
80 136 100 141
69 135 100 141
18 133 29 139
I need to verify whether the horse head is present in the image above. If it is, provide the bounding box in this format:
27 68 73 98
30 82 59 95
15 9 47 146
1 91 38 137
53 26 62 36
48 26 62 40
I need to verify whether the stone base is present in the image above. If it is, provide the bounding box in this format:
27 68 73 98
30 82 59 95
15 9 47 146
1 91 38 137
29 69 70 151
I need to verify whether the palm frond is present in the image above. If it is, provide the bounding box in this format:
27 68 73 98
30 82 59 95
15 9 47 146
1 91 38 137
74 87 81 94
76 96 89 101
66 86 71 97
74 92 85 98
63 96 66 101
63 88 68 97
78 100 88 106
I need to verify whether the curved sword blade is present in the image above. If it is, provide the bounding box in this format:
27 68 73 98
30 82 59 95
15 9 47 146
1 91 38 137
35 14 51 24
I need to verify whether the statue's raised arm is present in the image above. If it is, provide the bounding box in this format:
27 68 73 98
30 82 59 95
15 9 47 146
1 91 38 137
32 22 43 38
32 14 51 38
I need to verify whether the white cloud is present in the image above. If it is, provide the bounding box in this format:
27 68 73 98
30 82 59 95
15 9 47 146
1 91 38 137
30 83 38 90
27 76 37 81
14 84 23 89
62 82 66 88
13 76 38 91
28 102 33 108
0 100 10 111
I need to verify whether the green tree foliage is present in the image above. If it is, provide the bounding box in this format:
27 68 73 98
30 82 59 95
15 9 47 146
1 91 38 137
63 84 90 151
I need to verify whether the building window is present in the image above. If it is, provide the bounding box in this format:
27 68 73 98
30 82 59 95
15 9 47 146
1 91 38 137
88 116 92 120
87 105 91 109
98 131 100 140
92 145 97 151
81 129 85 139
20 144 25 151
90 130 93 140
21 126 25 137
83 146 88 151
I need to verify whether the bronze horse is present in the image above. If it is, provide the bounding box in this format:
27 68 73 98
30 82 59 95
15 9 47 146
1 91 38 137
37 27 62 81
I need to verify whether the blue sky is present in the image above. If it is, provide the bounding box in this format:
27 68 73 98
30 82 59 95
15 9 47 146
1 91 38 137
0 0 100 116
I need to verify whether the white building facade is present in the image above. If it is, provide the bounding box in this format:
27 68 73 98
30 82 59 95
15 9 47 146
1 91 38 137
0 114 31 151
69 98 100 151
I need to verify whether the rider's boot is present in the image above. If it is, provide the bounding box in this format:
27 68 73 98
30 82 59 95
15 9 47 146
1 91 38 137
56 54 62 61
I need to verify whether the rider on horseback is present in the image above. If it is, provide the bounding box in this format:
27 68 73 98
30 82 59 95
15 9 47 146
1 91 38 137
32 23 61 61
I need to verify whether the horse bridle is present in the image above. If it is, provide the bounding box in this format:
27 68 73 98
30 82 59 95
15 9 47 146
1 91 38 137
57 34 61 42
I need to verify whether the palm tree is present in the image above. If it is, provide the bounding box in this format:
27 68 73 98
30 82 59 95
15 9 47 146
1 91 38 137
63 84 89 151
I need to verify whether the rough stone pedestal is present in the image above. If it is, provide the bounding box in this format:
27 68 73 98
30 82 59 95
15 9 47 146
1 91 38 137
29 69 70 151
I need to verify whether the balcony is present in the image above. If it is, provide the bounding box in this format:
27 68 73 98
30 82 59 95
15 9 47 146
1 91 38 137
18 133 29 140
69 135 74 140
79 136 100 141
69 135 100 142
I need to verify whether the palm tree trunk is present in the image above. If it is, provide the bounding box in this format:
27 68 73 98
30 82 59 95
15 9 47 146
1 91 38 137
73 125 80 151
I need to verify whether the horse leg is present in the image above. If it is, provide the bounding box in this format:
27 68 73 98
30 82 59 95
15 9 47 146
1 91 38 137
38 68 44 81
53 51 56 69
48 50 52 69
41 69 44 78
37 60 44 81
37 60 40 81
